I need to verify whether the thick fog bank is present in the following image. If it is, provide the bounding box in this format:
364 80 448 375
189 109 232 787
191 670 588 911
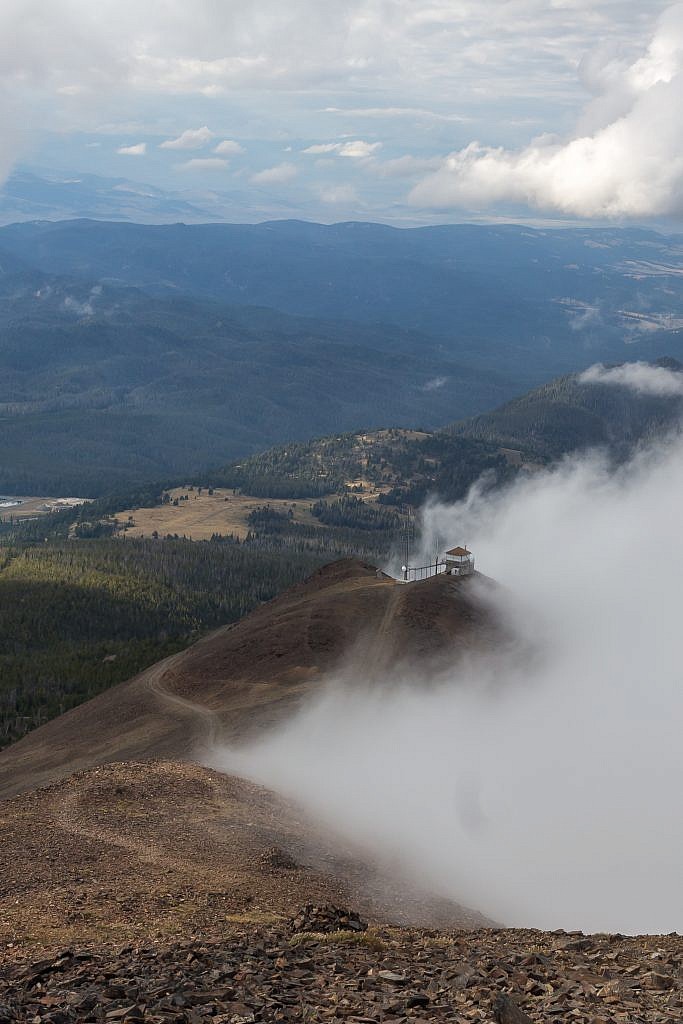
211 433 683 935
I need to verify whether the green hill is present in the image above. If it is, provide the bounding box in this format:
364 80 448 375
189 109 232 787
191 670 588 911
451 358 683 457
211 427 515 507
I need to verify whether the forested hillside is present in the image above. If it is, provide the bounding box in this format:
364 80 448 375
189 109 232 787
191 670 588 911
213 428 514 505
3 218 682 376
0 499 396 748
0 261 512 495
210 359 683 505
1 219 682 496
451 358 683 456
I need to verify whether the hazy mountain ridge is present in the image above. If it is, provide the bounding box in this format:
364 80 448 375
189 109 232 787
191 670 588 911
0 169 222 225
2 218 683 382
0 262 513 495
0 216 681 494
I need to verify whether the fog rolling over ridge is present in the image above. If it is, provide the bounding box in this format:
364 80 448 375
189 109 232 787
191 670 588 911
212 419 683 935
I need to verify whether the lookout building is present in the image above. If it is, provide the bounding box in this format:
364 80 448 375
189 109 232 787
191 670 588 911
400 544 475 581
444 545 475 576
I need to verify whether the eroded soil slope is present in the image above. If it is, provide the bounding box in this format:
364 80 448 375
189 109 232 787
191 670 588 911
0 560 502 800
0 759 487 949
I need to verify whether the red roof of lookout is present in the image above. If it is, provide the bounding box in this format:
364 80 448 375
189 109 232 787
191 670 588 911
446 546 471 557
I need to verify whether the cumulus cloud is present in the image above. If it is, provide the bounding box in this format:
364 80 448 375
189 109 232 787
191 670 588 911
410 3 683 217
214 139 245 155
339 139 382 159
302 142 342 155
581 360 683 395
0 0 672 215
176 156 228 171
302 139 381 159
159 125 214 149
117 142 146 155
250 162 298 184
211 431 683 935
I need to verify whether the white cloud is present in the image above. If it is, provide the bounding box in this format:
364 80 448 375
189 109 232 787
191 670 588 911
117 142 146 155
214 139 245 155
0 0 672 217
373 154 443 178
302 139 382 159
176 156 229 171
410 3 683 217
250 161 298 184
338 139 382 159
160 125 214 150
302 142 342 155
581 360 683 396
212 430 683 934
422 375 447 390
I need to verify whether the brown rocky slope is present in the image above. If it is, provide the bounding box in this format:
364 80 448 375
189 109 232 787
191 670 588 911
0 560 679 1022
0 911 680 1023
0 561 502 947
0 560 501 801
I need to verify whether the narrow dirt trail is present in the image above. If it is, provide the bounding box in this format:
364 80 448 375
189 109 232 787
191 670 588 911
48 660 226 871
50 769 226 880
52 790 206 876
145 655 222 748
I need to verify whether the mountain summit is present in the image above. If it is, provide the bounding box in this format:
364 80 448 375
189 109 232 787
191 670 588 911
0 558 500 801
0 558 503 942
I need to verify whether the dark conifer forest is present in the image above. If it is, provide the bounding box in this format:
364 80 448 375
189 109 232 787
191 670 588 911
0 499 394 748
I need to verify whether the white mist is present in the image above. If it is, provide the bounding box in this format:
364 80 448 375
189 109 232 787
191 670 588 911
211 430 683 935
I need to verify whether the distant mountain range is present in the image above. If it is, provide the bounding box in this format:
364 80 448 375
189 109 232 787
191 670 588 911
0 214 681 495
0 170 231 225
0 169 307 226
2 217 683 382
0 256 512 495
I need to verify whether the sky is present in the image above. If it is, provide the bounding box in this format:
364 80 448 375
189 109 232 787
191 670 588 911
1 1 682 224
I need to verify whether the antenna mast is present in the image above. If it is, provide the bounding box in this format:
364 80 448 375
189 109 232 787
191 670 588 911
401 506 414 580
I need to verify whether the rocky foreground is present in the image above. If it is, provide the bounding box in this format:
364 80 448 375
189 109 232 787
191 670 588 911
0 906 679 1024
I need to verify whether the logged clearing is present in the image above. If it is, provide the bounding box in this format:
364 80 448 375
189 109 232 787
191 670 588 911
115 487 325 541
114 482 386 541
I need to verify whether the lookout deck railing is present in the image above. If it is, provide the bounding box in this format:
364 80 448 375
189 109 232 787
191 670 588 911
402 561 447 582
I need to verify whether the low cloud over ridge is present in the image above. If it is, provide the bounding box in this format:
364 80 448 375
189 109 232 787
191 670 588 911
212 431 683 935
581 360 683 396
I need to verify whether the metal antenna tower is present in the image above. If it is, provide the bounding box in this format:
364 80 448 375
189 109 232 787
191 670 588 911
401 506 414 580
